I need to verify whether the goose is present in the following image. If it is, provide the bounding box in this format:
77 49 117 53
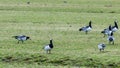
111 20 118 32
101 25 112 37
98 43 106 52
79 21 92 34
12 35 31 43
107 32 115 45
44 39 53 54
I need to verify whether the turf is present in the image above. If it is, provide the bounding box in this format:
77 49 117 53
0 0 120 68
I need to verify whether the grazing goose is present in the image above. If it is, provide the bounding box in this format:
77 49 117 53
111 20 118 32
79 21 92 34
12 35 31 43
101 25 112 37
107 32 115 45
44 39 53 54
98 43 106 52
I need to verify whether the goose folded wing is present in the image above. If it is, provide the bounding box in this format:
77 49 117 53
81 26 88 31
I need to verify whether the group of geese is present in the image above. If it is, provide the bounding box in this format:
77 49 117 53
12 35 53 54
79 20 118 52
12 20 118 54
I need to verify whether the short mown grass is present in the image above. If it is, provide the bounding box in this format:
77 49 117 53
0 0 120 68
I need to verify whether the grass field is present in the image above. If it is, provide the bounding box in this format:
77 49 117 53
0 0 120 68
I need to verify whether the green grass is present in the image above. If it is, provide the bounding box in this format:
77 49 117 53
0 0 120 68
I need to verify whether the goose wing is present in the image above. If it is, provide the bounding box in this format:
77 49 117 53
79 26 89 31
17 35 26 40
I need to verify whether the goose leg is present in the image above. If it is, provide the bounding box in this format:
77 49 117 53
46 50 48 54
86 31 88 34
112 41 114 45
18 41 20 44
102 48 104 51
22 40 24 43
109 41 110 44
103 34 105 37
49 50 51 54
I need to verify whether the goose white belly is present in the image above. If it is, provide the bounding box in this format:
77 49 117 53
83 27 92 31
98 45 103 49
86 27 92 31
44 45 51 51
105 31 112 35
112 28 118 32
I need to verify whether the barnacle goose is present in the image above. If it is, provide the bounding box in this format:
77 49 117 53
111 20 118 32
44 39 53 54
101 25 112 37
107 32 115 45
79 21 92 34
98 43 106 52
12 35 31 43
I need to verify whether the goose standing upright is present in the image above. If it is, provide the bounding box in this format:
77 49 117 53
101 25 112 37
44 39 54 54
79 21 92 34
12 35 31 43
98 43 106 52
107 32 115 45
111 20 118 32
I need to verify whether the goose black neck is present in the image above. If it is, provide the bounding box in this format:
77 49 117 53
89 21 92 28
26 37 30 40
49 40 53 48
110 32 113 36
115 22 118 29
50 40 52 44
14 36 18 39
109 25 112 30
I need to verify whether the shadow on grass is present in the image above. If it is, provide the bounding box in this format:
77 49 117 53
1 54 119 67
